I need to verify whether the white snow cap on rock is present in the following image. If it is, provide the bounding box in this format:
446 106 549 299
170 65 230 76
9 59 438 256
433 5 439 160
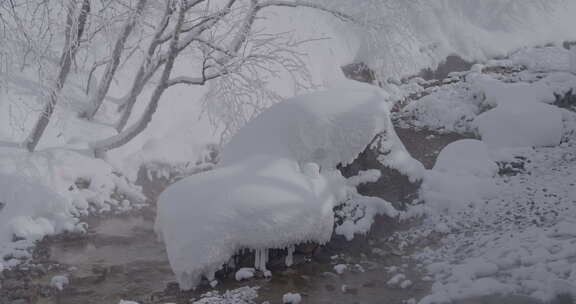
421 140 498 213
220 83 391 169
156 84 403 290
282 292 302 304
0 173 75 259
50 275 69 291
475 102 563 148
473 76 556 107
432 139 498 178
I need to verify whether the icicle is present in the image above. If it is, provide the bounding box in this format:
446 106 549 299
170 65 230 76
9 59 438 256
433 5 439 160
286 245 295 267
261 249 268 271
254 248 268 271
254 249 261 270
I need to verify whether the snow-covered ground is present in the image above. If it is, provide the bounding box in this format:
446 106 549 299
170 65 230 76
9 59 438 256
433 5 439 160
1 1 576 303
391 45 576 303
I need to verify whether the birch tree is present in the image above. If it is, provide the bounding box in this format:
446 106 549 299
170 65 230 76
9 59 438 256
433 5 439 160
24 0 91 152
91 0 354 156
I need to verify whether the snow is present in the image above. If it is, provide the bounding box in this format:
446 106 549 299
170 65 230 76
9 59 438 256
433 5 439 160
0 173 76 261
235 268 255 281
0 148 145 268
472 75 556 107
333 264 347 274
510 46 575 73
50 275 69 291
220 83 391 169
432 139 497 178
192 287 259 304
393 46 576 303
474 101 564 148
397 46 576 137
414 143 576 302
155 84 417 289
330 0 576 80
420 140 498 214
387 274 407 286
282 292 302 304
156 155 346 289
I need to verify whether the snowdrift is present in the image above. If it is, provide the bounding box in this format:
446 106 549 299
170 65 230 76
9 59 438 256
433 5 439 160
0 173 76 267
155 84 412 289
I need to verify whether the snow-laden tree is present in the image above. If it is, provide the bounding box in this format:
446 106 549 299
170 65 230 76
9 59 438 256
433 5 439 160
0 0 353 153
319 0 572 81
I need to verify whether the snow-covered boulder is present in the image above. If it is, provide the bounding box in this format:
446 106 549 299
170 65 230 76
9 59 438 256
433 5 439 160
474 102 563 148
220 85 390 169
421 140 498 213
510 46 574 73
0 173 75 260
156 85 406 290
472 76 555 107
432 139 498 178
156 156 346 289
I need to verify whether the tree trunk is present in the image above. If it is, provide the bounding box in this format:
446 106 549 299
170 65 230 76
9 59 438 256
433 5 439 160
85 0 148 120
94 0 185 156
24 0 90 152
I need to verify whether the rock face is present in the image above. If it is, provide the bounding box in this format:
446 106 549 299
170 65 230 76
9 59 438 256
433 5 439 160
338 128 466 209
338 140 420 210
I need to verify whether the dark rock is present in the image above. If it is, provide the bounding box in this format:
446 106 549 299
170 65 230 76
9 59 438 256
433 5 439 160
497 156 527 176
554 89 576 112
420 55 473 81
551 294 575 304
338 132 421 210
563 41 576 50
341 62 376 84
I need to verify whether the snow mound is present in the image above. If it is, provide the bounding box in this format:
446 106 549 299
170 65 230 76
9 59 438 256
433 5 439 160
473 76 555 107
0 173 76 262
235 268 255 281
282 292 302 304
474 102 563 148
0 148 145 216
510 46 574 73
156 156 345 289
0 148 145 267
156 86 406 289
432 139 498 178
220 84 390 169
421 140 498 214
400 83 482 134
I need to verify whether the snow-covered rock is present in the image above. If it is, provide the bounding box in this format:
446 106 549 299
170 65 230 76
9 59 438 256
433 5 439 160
220 84 390 169
333 264 347 274
432 139 497 178
282 292 302 304
156 156 344 289
235 268 255 281
155 85 407 289
50 275 69 291
420 140 498 214
0 173 75 260
473 76 556 107
475 102 563 148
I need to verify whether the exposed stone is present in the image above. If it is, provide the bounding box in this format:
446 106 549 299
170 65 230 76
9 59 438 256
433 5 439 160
341 62 376 84
420 55 473 81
